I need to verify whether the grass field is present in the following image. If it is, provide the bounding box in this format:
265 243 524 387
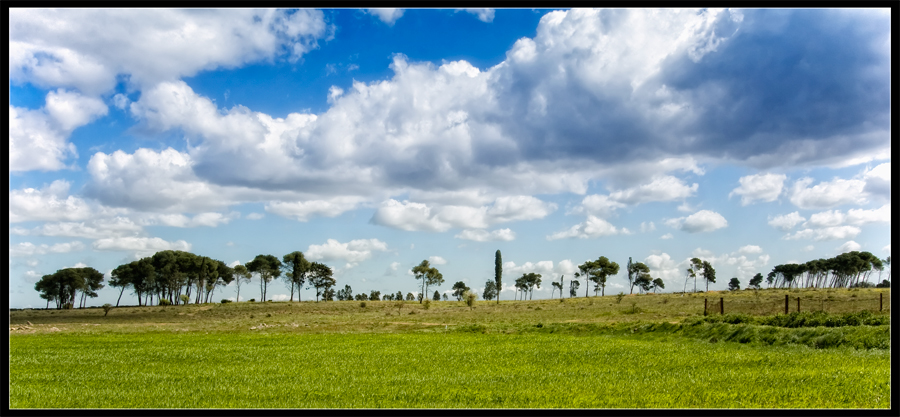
8 287 891 408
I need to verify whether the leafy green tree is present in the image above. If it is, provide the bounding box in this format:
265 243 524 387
395 290 403 301
442 293 449 301
551 275 564 299
233 264 252 302
33 267 104 309
452 281 470 301
102 303 113 317
308 262 335 302
282 251 310 302
522 272 542 300
483 280 497 301
495 250 502 304
635 273 653 294
369 290 381 301
688 258 703 292
412 260 444 304
728 277 740 291
246 254 282 303
355 293 368 301
576 260 595 298
464 290 477 310
651 278 665 293
590 257 619 297
432 290 440 301
109 263 134 307
337 285 353 301
702 261 716 292
628 261 651 295
748 273 763 290
514 275 527 300
323 287 336 301
569 280 580 297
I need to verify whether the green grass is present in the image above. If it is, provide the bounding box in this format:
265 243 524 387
10 331 889 408
8 288 891 408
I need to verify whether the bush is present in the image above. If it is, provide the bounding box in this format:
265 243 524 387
158 299 171 306
464 291 477 309
360 301 367 308
221 299 232 304
248 299 255 302
616 292 625 304
423 299 431 310
179 294 190 305
102 303 113 317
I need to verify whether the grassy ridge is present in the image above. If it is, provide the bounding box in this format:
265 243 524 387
9 331 890 408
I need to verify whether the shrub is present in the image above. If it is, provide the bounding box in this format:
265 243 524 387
102 303 113 317
360 301 367 308
464 291 477 309
248 299 255 302
616 292 625 304
221 299 232 304
158 299 171 306
423 299 431 310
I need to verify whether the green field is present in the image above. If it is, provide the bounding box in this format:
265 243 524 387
8 288 891 408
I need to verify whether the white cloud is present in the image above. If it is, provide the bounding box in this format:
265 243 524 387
789 177 867 209
845 204 891 226
640 222 656 233
837 240 861 253
9 180 93 223
575 194 627 217
660 233 674 240
459 9 495 23
246 212 265 220
784 226 861 242
665 210 727 233
689 248 771 280
9 241 85 257
454 228 516 242
92 236 191 253
141 212 240 228
265 197 365 222
367 9 405 25
768 212 806 231
306 238 389 263
608 176 698 206
271 294 290 302
862 162 890 197
547 216 627 240
372 196 556 232
10 9 330 93
802 245 815 252
730 173 786 205
882 244 890 255
15 217 143 239
429 256 447 265
737 245 762 254
642 253 684 283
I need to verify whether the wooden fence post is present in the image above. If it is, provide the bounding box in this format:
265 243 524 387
880 293 883 312
797 297 800 313
720 297 724 315
704 298 708 316
785 294 789 314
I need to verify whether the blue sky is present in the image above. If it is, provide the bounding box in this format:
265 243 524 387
9 8 891 308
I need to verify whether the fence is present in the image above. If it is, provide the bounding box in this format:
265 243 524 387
701 292 889 316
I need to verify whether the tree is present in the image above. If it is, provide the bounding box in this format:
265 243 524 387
412 260 443 304
442 293 449 301
406 292 415 301
728 277 740 291
521 273 542 300
452 281 470 301
337 285 353 301
109 263 134 307
635 273 653 294
569 280 580 297
464 290 477 310
33 267 104 310
431 290 440 301
591 256 619 297
630 262 651 294
355 293 368 301
551 275 564 299
651 278 665 293
308 262 335 302
701 261 716 292
748 273 763 290
282 251 310 302
483 280 498 301
233 264 252 302
246 254 282 302
369 290 381 301
688 258 703 292
576 260 595 298
495 250 503 304
626 257 635 294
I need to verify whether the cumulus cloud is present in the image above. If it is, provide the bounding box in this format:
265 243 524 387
784 226 861 241
306 238 389 263
140 212 240 228
837 240 861 253
665 210 727 233
768 212 806 231
789 177 867 209
10 9 331 93
92 236 191 253
574 176 697 217
428 256 447 265
738 245 763 254
689 247 771 280
660 233 674 240
862 162 890 197
9 90 108 171
12 217 143 239
547 216 629 240
459 9 495 23
265 197 365 222
504 260 576 278
372 196 556 232
730 173 786 205
367 9 405 25
9 241 85 257
9 180 93 223
454 228 516 242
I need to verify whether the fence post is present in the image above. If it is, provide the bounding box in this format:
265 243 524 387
704 298 708 316
880 292 883 312
797 297 800 313
720 297 724 315
785 294 789 314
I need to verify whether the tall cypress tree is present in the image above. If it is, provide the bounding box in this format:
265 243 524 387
495 250 502 304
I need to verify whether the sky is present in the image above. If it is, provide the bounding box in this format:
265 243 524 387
9 8 892 308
